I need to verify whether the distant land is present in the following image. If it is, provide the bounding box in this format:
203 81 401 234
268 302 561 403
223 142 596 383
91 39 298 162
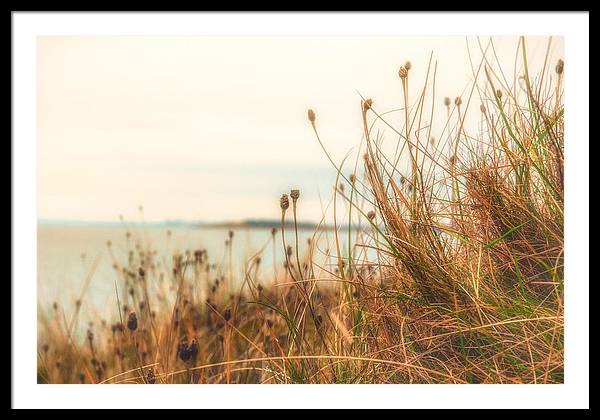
37 218 354 230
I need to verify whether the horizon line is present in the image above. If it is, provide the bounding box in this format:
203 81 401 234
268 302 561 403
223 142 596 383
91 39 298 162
37 217 352 229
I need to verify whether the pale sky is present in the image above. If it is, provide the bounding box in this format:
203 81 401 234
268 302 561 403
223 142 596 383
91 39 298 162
37 35 563 222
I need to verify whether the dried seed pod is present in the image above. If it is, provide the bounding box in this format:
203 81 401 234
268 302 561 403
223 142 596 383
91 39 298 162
307 109 316 123
111 322 124 333
444 97 451 107
398 66 408 79
127 312 138 332
146 368 156 384
188 338 199 363
404 61 412 71
223 308 232 322
363 98 373 112
455 96 462 106
280 194 289 211
556 58 564 75
290 189 300 201
177 338 191 362
367 210 376 220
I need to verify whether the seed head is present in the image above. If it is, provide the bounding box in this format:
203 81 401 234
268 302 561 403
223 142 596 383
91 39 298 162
188 338 199 362
307 109 316 123
362 98 373 112
111 322 124 334
146 368 156 384
455 96 462 106
480 104 486 114
349 174 356 184
398 66 408 79
177 338 191 362
496 89 503 99
127 311 138 332
290 189 300 201
280 194 289 211
404 61 412 71
223 308 232 322
367 210 376 220
444 97 451 107
555 59 564 75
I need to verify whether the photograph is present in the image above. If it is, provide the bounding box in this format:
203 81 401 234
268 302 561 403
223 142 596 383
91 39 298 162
12 11 589 409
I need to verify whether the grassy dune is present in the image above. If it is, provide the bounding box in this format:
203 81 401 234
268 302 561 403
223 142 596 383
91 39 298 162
38 38 564 384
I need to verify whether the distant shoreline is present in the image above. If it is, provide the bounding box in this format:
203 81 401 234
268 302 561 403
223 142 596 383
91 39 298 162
37 219 353 231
